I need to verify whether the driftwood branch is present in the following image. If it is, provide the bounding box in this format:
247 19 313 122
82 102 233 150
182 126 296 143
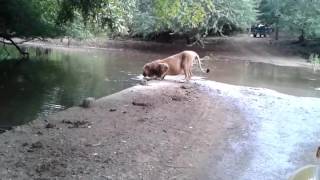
0 34 29 58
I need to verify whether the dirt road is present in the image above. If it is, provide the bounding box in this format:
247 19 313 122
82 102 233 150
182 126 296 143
203 35 311 68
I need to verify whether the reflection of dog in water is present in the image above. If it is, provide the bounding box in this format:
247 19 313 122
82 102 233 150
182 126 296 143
142 50 209 81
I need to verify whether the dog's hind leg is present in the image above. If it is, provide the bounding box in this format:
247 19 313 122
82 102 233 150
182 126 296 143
183 68 188 80
185 68 192 81
188 68 192 79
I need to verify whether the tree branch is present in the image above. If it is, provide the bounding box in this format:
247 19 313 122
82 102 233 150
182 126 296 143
14 37 46 44
0 34 29 58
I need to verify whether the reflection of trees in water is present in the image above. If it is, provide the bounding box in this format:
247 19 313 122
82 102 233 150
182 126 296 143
243 62 319 96
0 45 53 60
209 60 320 96
0 51 133 127
0 48 149 127
34 47 52 58
245 62 302 85
0 58 78 127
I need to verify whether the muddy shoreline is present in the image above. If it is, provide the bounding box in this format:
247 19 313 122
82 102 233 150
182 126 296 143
22 35 313 68
2 35 319 179
1 78 320 179
0 80 239 179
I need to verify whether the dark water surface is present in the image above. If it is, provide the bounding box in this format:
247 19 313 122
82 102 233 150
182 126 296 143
0 46 319 128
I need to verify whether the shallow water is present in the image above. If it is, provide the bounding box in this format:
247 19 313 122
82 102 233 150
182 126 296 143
0 46 319 128
207 60 320 97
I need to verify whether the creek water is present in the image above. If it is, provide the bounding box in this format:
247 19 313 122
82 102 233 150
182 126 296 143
0 46 319 128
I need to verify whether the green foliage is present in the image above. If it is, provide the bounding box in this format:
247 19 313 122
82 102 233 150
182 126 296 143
57 0 135 36
0 0 59 38
2 0 320 42
210 0 257 33
281 0 320 38
131 0 257 38
258 0 320 39
1 0 258 42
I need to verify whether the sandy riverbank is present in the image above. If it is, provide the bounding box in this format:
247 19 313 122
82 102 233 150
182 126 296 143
1 77 320 179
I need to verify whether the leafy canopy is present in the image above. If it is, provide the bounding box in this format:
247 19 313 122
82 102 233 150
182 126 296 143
0 0 258 40
258 0 320 39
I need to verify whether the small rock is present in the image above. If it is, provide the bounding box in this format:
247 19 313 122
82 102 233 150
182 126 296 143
45 123 55 129
180 85 187 89
109 108 117 112
132 101 150 107
122 111 127 114
104 158 113 164
15 161 26 168
22 142 29 147
85 142 102 147
36 131 43 135
62 120 91 128
81 97 95 108
31 141 43 149
13 126 27 133
171 96 183 101
140 79 147 85
180 85 192 89
162 129 167 133
137 118 147 123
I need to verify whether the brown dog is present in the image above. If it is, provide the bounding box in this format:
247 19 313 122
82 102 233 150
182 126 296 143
142 50 209 80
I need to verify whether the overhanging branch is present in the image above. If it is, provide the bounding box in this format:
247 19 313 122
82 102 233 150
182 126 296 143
0 34 29 58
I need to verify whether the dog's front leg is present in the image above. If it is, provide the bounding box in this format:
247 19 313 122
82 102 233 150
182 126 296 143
160 72 167 80
157 63 169 80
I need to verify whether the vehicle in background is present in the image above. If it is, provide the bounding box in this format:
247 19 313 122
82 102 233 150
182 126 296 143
250 24 272 38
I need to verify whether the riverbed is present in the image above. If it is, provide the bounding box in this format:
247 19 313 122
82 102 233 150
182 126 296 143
0 44 320 128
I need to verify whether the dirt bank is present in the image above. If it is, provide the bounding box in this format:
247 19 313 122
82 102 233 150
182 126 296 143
0 79 242 179
1 78 320 179
23 35 313 69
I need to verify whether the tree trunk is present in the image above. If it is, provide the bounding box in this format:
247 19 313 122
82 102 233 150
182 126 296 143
275 23 279 40
298 29 305 43
67 36 71 47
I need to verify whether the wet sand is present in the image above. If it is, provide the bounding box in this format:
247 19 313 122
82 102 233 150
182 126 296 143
1 78 320 179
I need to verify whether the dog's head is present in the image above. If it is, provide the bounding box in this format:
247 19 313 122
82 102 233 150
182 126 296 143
142 62 168 78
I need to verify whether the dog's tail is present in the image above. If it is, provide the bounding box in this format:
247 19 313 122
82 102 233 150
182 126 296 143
195 55 210 73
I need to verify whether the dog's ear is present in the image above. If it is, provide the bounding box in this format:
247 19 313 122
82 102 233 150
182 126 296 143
158 63 168 75
143 64 150 70
143 63 151 77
